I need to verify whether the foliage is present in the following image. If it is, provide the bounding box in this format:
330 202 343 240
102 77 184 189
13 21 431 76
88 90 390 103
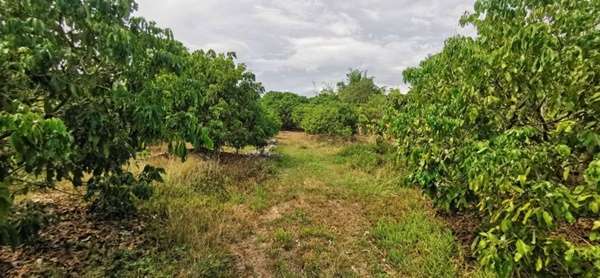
0 0 277 241
337 69 383 104
86 165 164 218
356 94 387 135
260 91 307 130
170 50 278 151
156 49 280 153
280 69 388 137
295 100 358 138
387 0 600 275
0 201 50 246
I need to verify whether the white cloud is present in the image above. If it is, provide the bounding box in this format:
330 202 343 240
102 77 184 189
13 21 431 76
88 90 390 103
135 0 476 95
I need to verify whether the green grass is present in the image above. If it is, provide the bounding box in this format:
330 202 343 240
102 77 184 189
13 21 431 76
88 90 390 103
273 228 295 250
372 213 458 277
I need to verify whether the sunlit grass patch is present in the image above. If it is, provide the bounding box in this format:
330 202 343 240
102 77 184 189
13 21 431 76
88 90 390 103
250 185 270 211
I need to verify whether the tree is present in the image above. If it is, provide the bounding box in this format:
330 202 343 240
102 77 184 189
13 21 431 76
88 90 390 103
337 69 382 104
1 0 279 244
0 0 205 240
260 91 307 130
387 0 600 275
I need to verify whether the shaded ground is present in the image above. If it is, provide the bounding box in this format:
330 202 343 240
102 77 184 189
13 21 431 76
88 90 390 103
0 191 150 277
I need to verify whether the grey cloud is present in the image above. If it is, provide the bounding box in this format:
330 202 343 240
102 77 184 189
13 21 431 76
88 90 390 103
136 0 475 95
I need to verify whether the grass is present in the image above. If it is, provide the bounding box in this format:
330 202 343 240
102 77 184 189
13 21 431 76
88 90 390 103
372 213 457 277
103 131 478 277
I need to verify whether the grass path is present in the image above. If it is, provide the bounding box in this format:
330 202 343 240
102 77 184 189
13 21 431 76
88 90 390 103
142 132 471 277
227 132 461 277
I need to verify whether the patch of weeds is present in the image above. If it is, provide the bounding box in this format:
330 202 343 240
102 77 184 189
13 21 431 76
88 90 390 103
84 245 187 277
336 142 392 172
273 228 294 250
250 186 270 211
372 212 457 278
227 191 246 205
193 251 236 278
303 262 322 278
225 158 276 186
274 259 300 278
1 201 52 246
301 253 325 277
300 226 335 241
189 163 231 202
277 208 311 225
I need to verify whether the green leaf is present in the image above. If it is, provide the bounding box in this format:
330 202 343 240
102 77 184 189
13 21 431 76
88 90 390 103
564 249 575 262
590 232 599 241
542 211 553 226
593 221 600 231
501 219 512 232
555 144 571 157
515 239 531 262
518 174 527 184
536 257 543 271
562 166 571 181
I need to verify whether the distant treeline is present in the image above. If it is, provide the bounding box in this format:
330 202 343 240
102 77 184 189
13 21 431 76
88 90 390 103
261 69 403 137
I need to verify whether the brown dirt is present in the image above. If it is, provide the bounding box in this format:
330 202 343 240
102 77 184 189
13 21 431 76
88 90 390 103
227 192 379 277
440 211 482 249
553 218 595 245
227 202 273 277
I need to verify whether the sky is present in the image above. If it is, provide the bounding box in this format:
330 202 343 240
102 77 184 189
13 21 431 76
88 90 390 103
135 0 476 96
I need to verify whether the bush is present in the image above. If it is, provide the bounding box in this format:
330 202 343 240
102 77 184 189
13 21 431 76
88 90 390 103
295 102 358 138
357 94 387 135
86 166 164 218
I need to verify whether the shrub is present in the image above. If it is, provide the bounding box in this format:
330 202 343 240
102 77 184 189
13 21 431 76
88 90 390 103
295 102 358 138
86 166 164 218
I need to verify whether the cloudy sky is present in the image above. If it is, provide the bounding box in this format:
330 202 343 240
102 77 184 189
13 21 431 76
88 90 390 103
136 0 475 95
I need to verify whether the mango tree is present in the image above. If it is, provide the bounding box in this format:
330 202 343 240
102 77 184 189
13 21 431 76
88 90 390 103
388 0 599 275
